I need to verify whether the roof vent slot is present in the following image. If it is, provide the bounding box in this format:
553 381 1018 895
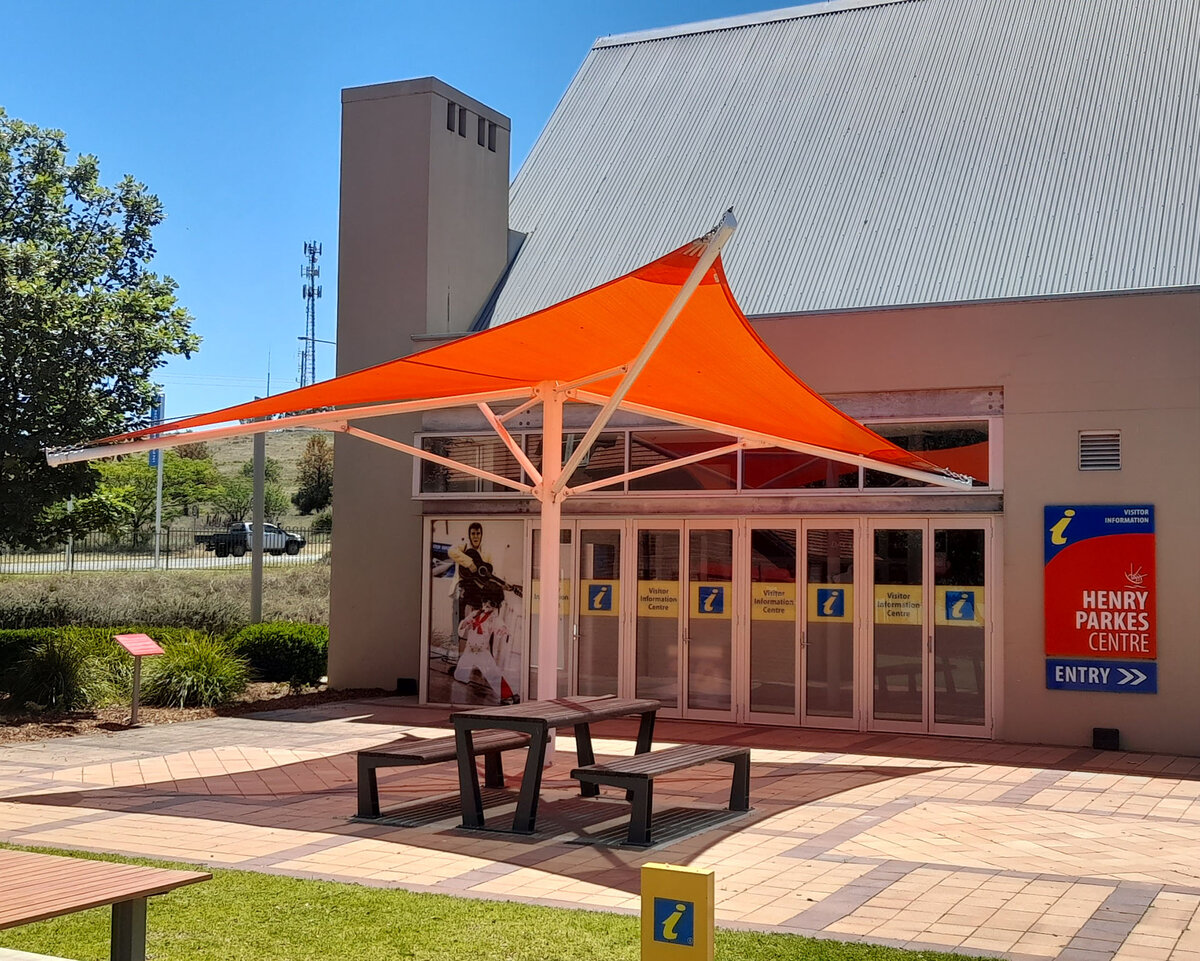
1079 430 1121 471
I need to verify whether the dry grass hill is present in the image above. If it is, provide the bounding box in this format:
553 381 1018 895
173 429 334 531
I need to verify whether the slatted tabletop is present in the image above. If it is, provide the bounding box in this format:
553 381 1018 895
452 695 661 729
0 849 210 929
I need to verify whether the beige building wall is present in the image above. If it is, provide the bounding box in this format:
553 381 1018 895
755 290 1200 755
329 78 510 689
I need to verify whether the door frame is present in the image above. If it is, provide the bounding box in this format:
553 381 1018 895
681 519 739 722
865 517 994 737
742 518 866 730
572 520 626 698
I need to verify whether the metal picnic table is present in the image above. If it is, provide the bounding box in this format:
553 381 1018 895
0 848 210 961
452 694 660 834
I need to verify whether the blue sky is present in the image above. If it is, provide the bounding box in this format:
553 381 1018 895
4 0 800 420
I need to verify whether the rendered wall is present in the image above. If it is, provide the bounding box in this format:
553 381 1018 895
754 290 1200 755
329 78 510 689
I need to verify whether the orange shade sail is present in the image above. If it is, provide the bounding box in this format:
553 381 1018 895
51 226 967 487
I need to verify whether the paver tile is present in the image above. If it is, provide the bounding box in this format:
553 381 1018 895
3 699 1200 961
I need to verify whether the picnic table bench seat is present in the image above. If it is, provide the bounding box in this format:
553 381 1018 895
357 729 534 819
571 742 751 846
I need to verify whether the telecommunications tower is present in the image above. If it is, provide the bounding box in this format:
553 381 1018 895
298 242 322 387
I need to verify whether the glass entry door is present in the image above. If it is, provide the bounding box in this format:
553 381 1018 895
747 523 859 728
635 526 683 709
685 525 735 718
868 520 990 734
575 525 622 696
747 528 799 719
528 526 573 698
634 522 736 719
802 528 857 728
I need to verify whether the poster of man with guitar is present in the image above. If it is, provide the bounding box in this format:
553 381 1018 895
427 520 524 705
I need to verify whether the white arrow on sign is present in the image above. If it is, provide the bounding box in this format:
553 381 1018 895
1117 668 1147 686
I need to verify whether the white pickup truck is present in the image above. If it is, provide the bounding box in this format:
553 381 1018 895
194 523 306 558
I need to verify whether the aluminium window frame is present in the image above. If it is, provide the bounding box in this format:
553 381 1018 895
412 414 1002 499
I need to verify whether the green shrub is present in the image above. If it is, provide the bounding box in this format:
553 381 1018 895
141 635 249 708
311 511 332 533
0 628 58 687
230 622 328 688
2 632 109 710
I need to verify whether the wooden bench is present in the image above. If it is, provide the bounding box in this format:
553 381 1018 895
571 743 750 846
356 729 534 819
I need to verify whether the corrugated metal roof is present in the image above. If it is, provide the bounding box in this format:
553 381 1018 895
483 0 1200 326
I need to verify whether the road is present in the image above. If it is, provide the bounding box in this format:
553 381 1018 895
0 551 324 575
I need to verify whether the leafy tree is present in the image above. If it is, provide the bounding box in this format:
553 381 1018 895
95 452 221 534
0 109 199 547
38 488 134 542
209 475 289 525
238 456 282 484
292 434 333 514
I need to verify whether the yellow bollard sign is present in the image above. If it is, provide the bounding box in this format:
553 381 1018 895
641 863 714 961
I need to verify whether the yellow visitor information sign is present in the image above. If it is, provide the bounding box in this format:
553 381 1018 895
580 579 619 617
806 584 853 623
529 578 570 615
874 585 923 625
751 583 795 621
641 863 714 961
934 586 985 627
690 582 732 619
638 580 680 618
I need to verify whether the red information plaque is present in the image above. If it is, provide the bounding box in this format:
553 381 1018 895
113 633 164 657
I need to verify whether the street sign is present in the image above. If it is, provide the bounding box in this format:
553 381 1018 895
1045 658 1157 693
148 393 165 468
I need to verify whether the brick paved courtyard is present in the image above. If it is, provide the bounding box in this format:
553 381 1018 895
3 697 1200 961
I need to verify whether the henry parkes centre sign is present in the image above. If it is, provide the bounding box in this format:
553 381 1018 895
1044 504 1157 694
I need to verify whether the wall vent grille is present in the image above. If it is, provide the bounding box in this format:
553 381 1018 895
1079 430 1121 470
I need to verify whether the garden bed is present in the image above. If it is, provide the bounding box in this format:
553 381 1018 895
0 684 389 744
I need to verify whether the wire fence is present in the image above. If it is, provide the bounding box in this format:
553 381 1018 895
0 527 330 575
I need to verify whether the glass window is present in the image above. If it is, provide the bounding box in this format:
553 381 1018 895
525 432 625 490
419 435 523 493
743 448 858 490
629 429 736 491
864 421 989 488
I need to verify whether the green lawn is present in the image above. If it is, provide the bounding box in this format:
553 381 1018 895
0 847 982 961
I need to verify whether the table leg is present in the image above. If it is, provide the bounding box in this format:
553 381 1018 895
357 755 380 818
111 898 147 961
482 750 506 788
574 723 599 797
512 723 548 834
455 727 485 828
635 710 657 754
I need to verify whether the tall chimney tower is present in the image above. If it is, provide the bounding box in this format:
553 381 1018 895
329 78 510 689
